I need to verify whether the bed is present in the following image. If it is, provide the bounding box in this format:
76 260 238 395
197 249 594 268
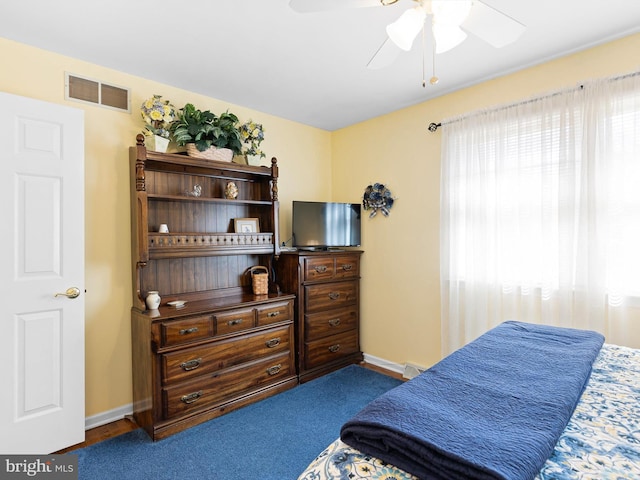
298 322 640 480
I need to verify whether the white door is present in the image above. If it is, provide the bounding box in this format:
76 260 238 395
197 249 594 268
0 92 85 454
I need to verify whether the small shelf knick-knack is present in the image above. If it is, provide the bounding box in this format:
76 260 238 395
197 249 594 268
184 184 202 197
225 181 239 199
145 291 161 310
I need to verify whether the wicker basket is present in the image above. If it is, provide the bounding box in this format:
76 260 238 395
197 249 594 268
249 266 269 295
186 143 234 162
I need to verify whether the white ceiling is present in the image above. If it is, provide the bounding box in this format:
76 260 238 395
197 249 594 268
2 0 640 131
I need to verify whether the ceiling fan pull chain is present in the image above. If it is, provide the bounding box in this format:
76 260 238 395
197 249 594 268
430 27 439 85
422 25 426 88
421 24 439 87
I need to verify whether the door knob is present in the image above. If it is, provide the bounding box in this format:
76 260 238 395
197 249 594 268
54 287 81 299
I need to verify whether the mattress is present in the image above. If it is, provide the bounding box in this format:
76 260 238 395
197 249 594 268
297 343 640 480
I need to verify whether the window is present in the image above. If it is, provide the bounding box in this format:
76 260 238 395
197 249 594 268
440 72 640 352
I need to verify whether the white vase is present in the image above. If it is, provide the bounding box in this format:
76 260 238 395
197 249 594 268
246 154 263 166
146 135 169 153
145 291 161 310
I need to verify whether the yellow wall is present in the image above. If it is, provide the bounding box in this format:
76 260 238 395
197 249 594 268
332 32 640 370
0 37 331 417
2 32 639 419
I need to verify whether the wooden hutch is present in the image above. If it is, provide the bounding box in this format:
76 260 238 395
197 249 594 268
129 135 296 440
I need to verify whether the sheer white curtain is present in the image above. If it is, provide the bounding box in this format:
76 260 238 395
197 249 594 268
440 72 640 354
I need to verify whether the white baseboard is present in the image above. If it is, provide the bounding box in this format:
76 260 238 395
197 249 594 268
362 353 404 376
85 403 133 430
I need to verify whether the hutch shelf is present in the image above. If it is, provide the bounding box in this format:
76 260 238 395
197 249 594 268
129 135 296 440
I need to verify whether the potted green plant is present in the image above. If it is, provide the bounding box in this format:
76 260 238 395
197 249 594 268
213 111 243 154
170 104 242 162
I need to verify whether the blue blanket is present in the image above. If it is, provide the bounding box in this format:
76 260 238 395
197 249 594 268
340 321 604 480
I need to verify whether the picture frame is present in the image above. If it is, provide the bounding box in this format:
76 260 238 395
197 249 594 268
234 218 260 233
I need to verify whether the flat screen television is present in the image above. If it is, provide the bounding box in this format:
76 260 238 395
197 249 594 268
292 201 361 249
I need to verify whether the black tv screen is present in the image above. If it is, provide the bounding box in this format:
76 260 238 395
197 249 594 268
292 201 361 249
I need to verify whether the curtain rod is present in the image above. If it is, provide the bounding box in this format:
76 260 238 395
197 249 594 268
427 86 580 133
426 69 640 133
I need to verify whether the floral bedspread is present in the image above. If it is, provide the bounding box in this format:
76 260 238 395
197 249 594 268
297 344 640 480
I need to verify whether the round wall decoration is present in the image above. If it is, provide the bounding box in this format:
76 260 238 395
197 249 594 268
363 183 395 218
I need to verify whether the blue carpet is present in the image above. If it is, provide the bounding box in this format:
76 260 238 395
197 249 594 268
73 365 402 479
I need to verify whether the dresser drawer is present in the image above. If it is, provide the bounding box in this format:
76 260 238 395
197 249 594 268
335 255 360 279
160 315 214 347
305 281 358 313
257 300 293 327
161 325 292 385
303 257 335 282
305 306 358 341
305 330 359 369
214 307 255 336
163 352 293 419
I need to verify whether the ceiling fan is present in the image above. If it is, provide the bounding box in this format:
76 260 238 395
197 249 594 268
289 0 526 82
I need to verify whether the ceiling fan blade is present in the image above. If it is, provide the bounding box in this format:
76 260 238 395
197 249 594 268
462 0 526 48
366 37 402 69
289 0 381 13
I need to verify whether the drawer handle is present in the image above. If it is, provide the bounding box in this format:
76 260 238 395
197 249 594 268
267 311 281 318
314 265 328 273
266 364 282 376
342 264 353 271
180 358 202 371
329 344 341 353
179 327 199 335
227 318 243 326
329 318 341 327
265 337 281 348
328 292 340 300
180 391 203 404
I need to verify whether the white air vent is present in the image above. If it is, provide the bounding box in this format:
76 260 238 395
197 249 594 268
65 73 130 112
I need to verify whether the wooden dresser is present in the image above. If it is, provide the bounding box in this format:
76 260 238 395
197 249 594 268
129 136 297 440
276 250 364 383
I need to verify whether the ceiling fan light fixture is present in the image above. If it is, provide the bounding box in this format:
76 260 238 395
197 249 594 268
433 23 468 53
430 0 472 26
386 6 427 51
